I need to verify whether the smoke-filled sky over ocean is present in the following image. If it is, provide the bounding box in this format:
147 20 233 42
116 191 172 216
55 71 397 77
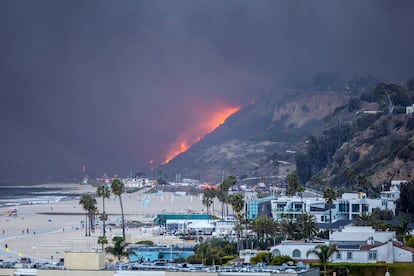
1 0 414 183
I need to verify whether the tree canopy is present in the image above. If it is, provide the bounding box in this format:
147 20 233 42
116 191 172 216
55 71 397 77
396 180 414 220
307 244 337 274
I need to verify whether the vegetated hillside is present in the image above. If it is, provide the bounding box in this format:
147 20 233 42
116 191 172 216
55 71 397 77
296 80 414 196
322 112 414 194
160 90 350 184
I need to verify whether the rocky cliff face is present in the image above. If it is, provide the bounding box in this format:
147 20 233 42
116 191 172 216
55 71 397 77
160 91 350 184
271 92 350 129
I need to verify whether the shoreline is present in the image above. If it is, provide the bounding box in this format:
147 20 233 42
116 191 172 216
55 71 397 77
0 183 95 209
0 183 205 262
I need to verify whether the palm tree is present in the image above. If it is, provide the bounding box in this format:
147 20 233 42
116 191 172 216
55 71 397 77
105 236 134 268
286 172 301 197
218 176 236 217
202 188 215 216
196 243 211 265
88 204 98 235
97 236 108 251
280 218 300 240
297 185 305 232
250 216 277 241
229 193 245 251
299 213 319 240
323 188 336 234
397 212 411 245
79 193 97 236
216 189 227 219
354 212 373 226
96 184 111 237
307 244 337 275
229 193 244 216
111 179 126 239
79 193 92 236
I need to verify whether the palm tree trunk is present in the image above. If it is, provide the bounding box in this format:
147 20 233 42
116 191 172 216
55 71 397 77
329 206 332 234
85 212 88 236
88 215 91 236
225 202 229 217
102 198 106 237
236 225 240 252
119 195 126 239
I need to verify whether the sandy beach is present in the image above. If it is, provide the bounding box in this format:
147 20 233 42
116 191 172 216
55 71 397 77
0 183 206 263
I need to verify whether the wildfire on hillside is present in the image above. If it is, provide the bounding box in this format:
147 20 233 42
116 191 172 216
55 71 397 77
162 105 240 164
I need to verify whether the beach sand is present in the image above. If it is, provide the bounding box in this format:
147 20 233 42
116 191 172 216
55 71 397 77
0 183 206 262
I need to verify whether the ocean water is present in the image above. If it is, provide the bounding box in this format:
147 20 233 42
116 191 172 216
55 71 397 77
0 183 80 208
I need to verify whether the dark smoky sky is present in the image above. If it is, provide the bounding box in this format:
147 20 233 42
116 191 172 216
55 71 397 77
1 0 413 183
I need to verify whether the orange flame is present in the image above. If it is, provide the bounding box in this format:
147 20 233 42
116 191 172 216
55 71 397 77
163 105 240 164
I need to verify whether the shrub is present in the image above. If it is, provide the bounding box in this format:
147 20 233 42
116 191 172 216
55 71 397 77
271 255 294 265
250 252 272 264
135 240 154 246
406 235 414 248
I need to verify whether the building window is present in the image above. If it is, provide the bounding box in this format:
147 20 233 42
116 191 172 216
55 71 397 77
339 202 349 212
352 204 360 212
292 249 301 258
368 250 377 260
321 216 324 222
347 252 353 260
294 203 302 211
336 252 341 260
272 249 281 257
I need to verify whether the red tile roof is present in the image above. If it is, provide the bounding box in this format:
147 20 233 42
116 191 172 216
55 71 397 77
392 242 414 253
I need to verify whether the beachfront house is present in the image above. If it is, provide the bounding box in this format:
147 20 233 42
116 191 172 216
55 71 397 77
270 191 398 228
330 226 414 263
270 240 329 261
267 226 414 264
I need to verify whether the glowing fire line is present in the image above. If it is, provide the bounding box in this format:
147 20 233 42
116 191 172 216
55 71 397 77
162 106 240 164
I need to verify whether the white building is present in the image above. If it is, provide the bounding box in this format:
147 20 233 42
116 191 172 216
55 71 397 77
122 177 151 188
270 240 328 261
213 217 238 237
330 226 414 263
270 191 398 225
271 196 321 222
268 226 414 264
